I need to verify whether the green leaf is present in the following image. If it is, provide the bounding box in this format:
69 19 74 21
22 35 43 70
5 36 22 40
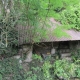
0 74 2 80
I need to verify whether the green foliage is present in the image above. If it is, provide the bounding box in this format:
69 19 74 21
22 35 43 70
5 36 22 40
32 54 42 61
28 54 54 80
76 66 80 78
75 60 80 78
0 58 25 80
27 55 44 80
53 26 70 38
53 59 80 80
1 1 80 80
0 54 80 80
1 0 79 45
0 46 18 58
76 67 80 78
0 0 80 56
26 66 42 80
0 0 18 55
0 74 2 80
22 55 80 80
71 49 80 61
42 61 52 80
59 2 80 30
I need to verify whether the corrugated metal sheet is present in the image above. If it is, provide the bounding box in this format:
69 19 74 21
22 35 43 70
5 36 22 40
43 18 80 42
42 29 80 42
17 18 80 45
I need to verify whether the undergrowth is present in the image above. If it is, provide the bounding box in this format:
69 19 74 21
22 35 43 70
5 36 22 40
0 58 25 80
0 54 80 80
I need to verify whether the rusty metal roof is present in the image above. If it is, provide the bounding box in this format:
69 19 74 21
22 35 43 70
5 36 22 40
42 29 80 42
18 18 80 45
41 18 80 42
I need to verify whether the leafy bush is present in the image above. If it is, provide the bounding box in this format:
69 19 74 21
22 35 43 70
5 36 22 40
53 59 80 80
42 61 52 80
0 54 80 80
71 49 80 61
32 54 42 61
0 58 25 80
53 59 75 79
75 60 80 78
29 55 80 80
59 2 80 31
28 54 55 80
0 74 2 80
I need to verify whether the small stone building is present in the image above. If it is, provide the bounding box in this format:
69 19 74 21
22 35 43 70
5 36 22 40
33 41 80 60
17 18 80 61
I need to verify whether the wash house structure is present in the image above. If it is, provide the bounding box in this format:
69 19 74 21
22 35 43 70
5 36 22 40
17 18 80 61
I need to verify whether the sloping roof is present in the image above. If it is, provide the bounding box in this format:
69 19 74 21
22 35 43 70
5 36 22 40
41 18 80 42
42 29 80 42
17 18 80 45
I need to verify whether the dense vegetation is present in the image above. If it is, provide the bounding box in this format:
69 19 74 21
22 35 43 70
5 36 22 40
0 0 80 49
0 54 80 80
0 0 80 80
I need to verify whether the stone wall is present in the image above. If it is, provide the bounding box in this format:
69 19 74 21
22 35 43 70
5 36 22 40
18 44 33 63
17 41 80 61
70 41 80 54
